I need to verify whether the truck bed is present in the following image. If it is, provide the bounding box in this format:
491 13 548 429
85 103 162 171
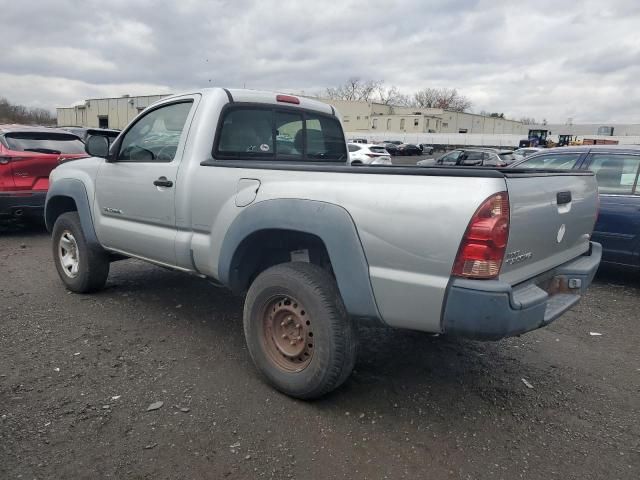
201 159 591 178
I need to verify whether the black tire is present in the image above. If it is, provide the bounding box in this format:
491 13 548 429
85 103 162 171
243 262 357 399
52 212 110 293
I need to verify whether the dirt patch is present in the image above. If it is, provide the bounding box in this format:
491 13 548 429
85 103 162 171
1 226 638 479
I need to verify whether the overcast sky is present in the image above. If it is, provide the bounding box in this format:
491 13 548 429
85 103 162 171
1 0 639 123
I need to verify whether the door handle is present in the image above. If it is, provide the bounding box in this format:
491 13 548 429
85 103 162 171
153 177 173 188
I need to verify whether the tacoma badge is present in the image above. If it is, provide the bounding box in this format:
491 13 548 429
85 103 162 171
505 250 533 265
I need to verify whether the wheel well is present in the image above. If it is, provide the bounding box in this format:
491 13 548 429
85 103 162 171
45 196 77 231
228 229 333 293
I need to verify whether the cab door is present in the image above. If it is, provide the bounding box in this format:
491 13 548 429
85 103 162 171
584 152 640 266
93 97 198 266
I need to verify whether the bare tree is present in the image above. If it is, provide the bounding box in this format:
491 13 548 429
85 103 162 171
0 97 56 125
413 87 471 112
326 81 472 112
325 77 382 103
375 85 411 106
519 116 537 125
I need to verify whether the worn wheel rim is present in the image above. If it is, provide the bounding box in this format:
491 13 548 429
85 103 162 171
262 295 314 372
58 230 80 278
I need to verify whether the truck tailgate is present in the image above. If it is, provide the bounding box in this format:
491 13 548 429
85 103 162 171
500 172 598 285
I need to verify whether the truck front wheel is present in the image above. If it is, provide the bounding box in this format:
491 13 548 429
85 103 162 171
52 212 110 293
243 262 357 399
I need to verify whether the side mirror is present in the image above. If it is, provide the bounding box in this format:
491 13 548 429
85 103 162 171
85 135 110 158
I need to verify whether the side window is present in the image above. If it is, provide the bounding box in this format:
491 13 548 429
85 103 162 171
348 144 360 152
460 151 483 166
518 153 581 169
118 101 192 162
484 153 500 166
439 150 461 164
587 154 640 195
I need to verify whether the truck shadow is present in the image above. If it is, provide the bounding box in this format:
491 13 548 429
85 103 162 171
0 220 48 237
594 263 640 289
101 260 546 417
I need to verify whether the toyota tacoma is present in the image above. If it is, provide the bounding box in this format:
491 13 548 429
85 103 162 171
45 89 601 399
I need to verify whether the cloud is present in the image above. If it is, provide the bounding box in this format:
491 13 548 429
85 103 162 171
0 0 639 123
6 46 117 75
0 73 171 111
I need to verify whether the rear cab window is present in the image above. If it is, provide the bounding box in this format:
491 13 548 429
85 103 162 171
4 132 85 154
215 105 347 162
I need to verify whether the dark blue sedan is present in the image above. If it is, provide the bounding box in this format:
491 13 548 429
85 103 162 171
511 146 640 268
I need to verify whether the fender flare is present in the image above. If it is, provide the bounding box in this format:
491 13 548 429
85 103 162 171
45 179 100 247
218 199 381 321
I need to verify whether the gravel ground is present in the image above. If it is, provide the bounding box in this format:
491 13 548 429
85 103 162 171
1 223 639 480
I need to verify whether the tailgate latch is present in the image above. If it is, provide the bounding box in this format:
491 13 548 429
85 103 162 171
557 191 572 205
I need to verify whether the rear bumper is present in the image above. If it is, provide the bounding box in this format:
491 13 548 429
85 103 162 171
441 242 602 340
0 191 46 218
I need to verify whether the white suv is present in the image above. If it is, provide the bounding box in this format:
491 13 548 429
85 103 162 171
348 143 392 165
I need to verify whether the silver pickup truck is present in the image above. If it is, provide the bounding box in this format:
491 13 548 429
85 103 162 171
45 88 601 399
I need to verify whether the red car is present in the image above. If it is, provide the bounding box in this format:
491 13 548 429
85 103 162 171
0 125 87 221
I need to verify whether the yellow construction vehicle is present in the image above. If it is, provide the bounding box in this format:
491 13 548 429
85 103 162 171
557 134 582 147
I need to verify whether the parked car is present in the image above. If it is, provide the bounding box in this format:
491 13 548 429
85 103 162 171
512 147 543 162
348 143 392 165
1 125 87 220
419 144 435 155
350 138 368 144
61 127 120 146
397 143 422 156
382 140 402 145
419 148 515 167
46 88 600 399
510 145 640 268
379 142 400 156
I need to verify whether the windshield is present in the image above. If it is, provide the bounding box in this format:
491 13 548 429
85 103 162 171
518 153 581 169
5 132 85 154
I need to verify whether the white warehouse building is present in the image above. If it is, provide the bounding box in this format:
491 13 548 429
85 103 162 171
56 92 527 135
314 98 527 135
57 94 169 129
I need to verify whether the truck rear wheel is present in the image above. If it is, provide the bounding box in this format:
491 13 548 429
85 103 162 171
52 212 110 293
243 262 357 399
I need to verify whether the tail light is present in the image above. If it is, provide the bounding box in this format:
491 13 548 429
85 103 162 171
365 153 383 157
452 192 510 279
